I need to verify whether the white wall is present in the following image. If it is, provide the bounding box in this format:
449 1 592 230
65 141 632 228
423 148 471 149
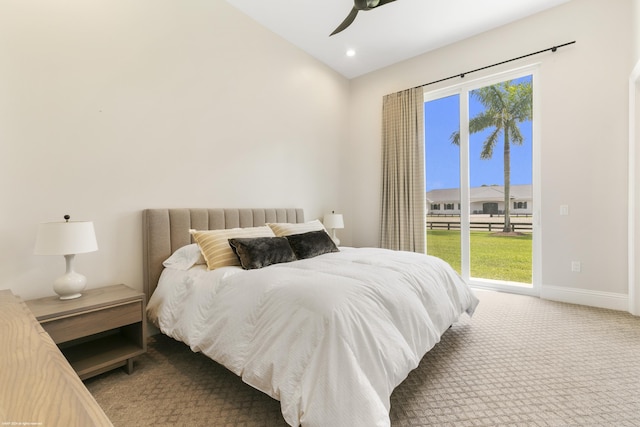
0 0 349 299
345 0 633 308
634 0 640 63
630 0 640 314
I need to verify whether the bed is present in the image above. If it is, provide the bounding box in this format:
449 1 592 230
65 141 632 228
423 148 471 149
143 208 479 427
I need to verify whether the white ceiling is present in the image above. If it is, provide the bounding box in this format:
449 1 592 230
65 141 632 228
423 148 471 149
226 0 570 79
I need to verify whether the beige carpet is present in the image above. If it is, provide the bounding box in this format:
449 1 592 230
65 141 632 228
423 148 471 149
86 290 640 426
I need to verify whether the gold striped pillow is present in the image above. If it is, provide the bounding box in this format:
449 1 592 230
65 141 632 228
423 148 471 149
267 219 326 237
190 226 275 270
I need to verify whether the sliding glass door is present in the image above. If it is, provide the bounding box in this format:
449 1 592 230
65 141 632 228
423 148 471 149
424 94 462 273
424 67 540 294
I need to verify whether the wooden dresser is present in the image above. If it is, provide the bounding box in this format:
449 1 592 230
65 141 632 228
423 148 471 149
0 289 113 427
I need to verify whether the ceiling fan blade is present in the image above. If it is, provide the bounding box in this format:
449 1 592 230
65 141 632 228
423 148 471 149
330 7 359 36
377 0 397 6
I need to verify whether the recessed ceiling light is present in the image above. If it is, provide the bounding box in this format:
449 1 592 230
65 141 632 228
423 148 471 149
346 49 356 57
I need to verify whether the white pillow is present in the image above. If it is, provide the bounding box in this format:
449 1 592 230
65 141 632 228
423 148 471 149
162 244 206 270
267 219 326 237
190 226 275 270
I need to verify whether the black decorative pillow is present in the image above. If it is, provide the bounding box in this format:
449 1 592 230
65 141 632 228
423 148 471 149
228 236 297 270
285 230 339 260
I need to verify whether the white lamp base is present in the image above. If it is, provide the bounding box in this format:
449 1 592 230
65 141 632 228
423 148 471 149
331 229 341 246
53 254 87 300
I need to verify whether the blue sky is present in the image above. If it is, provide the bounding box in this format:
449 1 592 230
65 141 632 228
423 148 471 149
424 76 532 192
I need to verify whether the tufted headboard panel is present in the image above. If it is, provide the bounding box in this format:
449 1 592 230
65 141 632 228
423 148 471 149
142 208 305 300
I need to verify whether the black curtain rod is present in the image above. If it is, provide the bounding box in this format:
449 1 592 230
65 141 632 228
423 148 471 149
413 40 576 90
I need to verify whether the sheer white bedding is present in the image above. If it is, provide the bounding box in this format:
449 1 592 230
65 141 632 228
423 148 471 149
147 247 479 427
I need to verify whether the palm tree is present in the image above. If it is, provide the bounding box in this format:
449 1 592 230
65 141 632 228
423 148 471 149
451 80 532 232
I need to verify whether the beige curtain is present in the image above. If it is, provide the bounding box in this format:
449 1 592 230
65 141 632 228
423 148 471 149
379 87 425 253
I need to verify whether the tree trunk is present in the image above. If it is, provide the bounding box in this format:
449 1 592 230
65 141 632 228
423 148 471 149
503 127 511 233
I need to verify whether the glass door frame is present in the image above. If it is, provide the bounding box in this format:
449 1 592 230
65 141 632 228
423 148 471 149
424 64 541 296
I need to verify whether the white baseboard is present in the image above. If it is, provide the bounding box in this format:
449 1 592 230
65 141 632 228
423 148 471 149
540 284 629 312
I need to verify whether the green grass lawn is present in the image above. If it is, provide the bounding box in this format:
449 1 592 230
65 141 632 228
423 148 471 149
427 230 532 284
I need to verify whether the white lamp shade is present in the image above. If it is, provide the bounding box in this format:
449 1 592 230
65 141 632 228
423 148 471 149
34 221 98 255
323 213 344 230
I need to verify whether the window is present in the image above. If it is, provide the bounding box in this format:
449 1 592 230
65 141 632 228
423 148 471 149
425 66 540 294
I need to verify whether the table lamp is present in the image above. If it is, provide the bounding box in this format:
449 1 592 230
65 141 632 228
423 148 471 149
34 215 98 300
323 211 344 246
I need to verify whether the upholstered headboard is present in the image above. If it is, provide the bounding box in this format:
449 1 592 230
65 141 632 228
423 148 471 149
142 208 305 300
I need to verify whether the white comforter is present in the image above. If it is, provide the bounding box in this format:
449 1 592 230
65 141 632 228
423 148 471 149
147 247 478 427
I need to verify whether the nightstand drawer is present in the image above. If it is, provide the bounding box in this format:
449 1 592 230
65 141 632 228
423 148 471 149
41 301 142 344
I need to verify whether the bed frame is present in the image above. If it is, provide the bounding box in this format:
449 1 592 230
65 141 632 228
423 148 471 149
142 208 305 300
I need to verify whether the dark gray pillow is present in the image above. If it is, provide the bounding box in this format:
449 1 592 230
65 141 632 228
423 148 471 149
285 230 339 260
228 236 297 270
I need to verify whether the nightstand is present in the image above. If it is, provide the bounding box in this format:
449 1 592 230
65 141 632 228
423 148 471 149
26 284 147 380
